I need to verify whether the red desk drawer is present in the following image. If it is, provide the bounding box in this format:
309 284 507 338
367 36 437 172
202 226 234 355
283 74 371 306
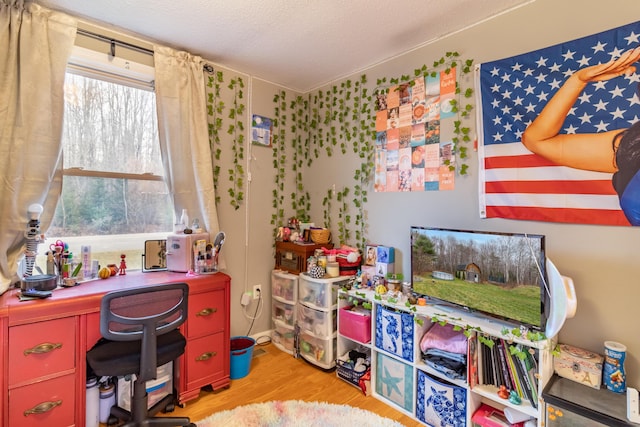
188 289 226 338
8 317 76 386
185 332 227 387
9 373 76 427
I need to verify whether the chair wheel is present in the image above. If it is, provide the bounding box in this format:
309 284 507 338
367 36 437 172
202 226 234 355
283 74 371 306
189 423 197 427
107 415 119 425
163 402 175 413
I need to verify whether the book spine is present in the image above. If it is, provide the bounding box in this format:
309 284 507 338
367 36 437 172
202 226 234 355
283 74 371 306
502 339 524 397
496 340 514 391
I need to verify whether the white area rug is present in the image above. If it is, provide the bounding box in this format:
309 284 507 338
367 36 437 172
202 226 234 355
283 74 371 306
196 400 405 427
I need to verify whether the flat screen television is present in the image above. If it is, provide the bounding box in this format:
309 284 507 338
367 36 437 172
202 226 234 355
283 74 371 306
411 226 549 331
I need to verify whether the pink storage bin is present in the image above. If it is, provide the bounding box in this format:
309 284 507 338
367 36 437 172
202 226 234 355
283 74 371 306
339 306 371 343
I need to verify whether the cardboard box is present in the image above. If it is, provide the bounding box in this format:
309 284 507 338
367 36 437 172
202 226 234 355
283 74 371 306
554 343 603 389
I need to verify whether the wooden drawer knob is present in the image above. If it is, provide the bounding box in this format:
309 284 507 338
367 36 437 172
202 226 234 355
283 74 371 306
24 400 62 416
196 351 217 361
23 342 62 356
196 307 217 317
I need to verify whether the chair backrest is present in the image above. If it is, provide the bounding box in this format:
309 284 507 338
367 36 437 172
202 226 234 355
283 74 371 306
100 282 189 381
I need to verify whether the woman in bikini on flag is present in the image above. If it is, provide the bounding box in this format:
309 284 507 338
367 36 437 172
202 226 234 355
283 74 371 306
522 46 640 225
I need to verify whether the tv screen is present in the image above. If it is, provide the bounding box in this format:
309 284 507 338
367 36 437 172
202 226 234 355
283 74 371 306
411 226 548 330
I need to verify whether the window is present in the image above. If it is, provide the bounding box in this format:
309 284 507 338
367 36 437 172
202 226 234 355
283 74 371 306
41 48 173 274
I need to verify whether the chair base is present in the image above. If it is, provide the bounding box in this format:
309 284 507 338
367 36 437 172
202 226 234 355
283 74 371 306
111 382 193 427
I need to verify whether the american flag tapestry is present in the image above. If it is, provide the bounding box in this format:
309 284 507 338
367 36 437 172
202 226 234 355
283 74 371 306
477 21 640 226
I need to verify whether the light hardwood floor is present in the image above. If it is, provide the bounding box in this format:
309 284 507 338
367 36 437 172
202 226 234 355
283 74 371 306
167 340 420 426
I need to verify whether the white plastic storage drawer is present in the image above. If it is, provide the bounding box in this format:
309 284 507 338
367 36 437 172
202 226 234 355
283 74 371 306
117 361 173 411
298 331 336 369
272 299 295 327
297 304 336 338
271 270 298 302
298 273 349 310
272 322 295 353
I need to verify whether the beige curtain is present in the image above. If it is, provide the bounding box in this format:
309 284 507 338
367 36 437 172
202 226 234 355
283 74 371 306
154 45 221 244
0 0 77 294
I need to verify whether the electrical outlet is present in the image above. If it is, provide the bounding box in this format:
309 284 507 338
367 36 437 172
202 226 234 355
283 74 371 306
253 284 262 300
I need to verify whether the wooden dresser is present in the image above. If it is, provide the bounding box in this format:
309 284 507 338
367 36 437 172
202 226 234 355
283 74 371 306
0 271 230 427
274 241 332 274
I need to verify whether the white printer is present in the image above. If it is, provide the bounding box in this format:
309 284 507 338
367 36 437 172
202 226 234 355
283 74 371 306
166 232 209 272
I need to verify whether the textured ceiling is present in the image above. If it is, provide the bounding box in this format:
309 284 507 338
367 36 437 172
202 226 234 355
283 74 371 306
37 0 533 92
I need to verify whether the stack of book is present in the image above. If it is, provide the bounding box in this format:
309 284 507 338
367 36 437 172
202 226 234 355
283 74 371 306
476 337 539 408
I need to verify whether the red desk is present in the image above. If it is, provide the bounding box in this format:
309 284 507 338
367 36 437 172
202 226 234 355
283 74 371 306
0 271 230 427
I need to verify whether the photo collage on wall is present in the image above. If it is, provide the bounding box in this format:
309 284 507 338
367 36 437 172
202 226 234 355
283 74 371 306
374 69 456 192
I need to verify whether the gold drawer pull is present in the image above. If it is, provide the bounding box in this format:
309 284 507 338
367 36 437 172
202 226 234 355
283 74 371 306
196 351 217 361
24 400 62 416
196 307 217 317
24 342 62 356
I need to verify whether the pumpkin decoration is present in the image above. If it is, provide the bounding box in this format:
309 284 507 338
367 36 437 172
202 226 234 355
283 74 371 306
98 267 111 279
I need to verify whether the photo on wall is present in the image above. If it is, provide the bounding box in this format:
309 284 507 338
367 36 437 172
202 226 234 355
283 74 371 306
251 115 273 147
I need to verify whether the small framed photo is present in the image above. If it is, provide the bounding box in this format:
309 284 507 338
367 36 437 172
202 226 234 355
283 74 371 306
251 115 273 147
365 245 378 266
302 229 312 243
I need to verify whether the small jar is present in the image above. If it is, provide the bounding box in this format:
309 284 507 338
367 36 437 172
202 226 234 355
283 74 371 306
326 262 339 277
387 279 400 292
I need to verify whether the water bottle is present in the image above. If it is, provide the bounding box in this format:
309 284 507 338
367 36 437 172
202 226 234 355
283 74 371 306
99 381 116 423
180 209 189 230
86 376 99 427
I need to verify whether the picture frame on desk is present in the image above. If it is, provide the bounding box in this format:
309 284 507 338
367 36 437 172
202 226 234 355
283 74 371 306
302 229 311 243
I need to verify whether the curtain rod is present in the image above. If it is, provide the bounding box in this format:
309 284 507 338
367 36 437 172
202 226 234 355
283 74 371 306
77 28 154 56
76 28 215 73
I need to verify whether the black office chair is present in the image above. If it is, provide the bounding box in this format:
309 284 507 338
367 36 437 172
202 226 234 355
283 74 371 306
87 283 195 427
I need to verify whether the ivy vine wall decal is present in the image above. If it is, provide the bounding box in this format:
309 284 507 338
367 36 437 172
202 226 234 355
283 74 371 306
203 52 475 251
272 52 475 251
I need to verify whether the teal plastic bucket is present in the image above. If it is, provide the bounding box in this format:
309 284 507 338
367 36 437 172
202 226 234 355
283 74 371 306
230 336 255 379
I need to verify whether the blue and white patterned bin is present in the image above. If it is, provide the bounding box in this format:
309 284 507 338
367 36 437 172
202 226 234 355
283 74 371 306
416 370 467 427
375 304 414 362
375 352 414 412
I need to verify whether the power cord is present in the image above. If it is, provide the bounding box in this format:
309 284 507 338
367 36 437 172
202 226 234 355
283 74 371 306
244 291 262 336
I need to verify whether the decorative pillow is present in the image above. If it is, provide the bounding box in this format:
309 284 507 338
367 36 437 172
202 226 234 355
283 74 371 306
420 323 467 355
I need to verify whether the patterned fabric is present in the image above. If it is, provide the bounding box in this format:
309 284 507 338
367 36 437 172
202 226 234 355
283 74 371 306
308 265 325 279
417 370 467 427
375 305 414 362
